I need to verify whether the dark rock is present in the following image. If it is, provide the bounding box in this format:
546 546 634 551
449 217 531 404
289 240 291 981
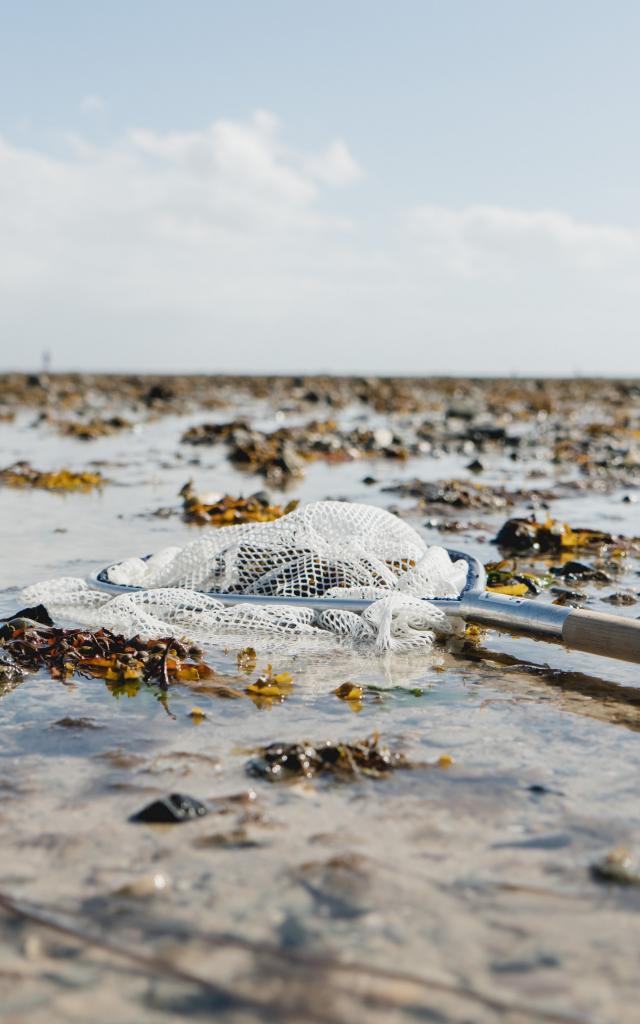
466 425 506 444
550 562 610 583
144 382 175 405
130 793 209 824
550 588 584 606
603 592 637 606
53 717 102 729
492 833 572 850
9 604 54 627
527 783 564 796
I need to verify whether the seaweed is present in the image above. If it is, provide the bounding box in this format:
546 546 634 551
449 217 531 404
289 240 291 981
494 517 635 555
3 373 640 495
245 664 294 700
236 646 257 672
56 415 132 440
384 478 513 510
484 561 549 596
246 733 414 782
0 620 216 688
0 619 296 716
182 418 411 486
334 682 364 702
0 461 105 492
180 481 298 525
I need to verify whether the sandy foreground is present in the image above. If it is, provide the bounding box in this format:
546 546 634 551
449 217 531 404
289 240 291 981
1 374 640 1024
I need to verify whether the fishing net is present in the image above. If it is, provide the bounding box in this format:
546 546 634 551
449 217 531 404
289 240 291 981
23 501 468 654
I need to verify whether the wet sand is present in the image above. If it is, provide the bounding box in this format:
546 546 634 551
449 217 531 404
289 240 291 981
1 375 640 1023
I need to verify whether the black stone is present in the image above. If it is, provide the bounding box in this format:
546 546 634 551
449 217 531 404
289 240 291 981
9 604 54 627
550 561 610 583
129 793 209 824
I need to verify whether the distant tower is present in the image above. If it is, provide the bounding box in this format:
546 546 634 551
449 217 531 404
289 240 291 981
42 349 51 373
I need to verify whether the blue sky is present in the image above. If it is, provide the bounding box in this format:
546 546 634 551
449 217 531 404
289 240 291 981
2 1 640 374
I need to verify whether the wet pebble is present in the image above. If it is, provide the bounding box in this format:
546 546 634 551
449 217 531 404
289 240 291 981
114 873 171 898
591 846 640 885
129 793 209 824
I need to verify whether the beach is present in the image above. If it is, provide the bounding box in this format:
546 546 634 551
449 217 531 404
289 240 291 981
1 374 640 1023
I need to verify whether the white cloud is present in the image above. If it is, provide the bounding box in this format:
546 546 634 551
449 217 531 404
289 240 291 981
408 204 637 277
0 112 358 295
0 113 639 374
304 139 362 187
80 94 108 114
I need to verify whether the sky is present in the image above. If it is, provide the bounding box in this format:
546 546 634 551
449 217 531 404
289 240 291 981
1 0 640 375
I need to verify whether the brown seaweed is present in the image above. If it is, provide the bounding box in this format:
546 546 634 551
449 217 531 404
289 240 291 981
180 481 298 525
0 461 105 492
246 733 413 782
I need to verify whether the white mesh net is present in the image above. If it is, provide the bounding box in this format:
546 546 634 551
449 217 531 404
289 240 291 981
23 501 468 654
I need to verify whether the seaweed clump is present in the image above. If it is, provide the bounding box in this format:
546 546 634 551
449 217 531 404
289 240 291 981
181 418 411 487
56 415 132 440
0 618 213 690
494 517 633 555
0 461 105 492
0 617 295 710
246 733 414 782
180 481 298 526
484 561 548 597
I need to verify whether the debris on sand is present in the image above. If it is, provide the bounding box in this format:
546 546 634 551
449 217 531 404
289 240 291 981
246 733 414 782
180 481 298 525
0 461 105 492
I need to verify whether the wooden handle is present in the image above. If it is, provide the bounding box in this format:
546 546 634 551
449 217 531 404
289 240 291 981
562 608 640 663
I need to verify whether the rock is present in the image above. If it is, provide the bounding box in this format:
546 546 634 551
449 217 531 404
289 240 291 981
9 604 54 627
550 561 610 583
129 793 209 824
114 873 171 898
591 847 640 885
603 592 637 606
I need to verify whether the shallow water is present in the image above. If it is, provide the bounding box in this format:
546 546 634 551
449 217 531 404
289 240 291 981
2 389 640 1023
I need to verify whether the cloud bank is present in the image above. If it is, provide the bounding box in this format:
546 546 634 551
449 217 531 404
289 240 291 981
1 111 639 374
